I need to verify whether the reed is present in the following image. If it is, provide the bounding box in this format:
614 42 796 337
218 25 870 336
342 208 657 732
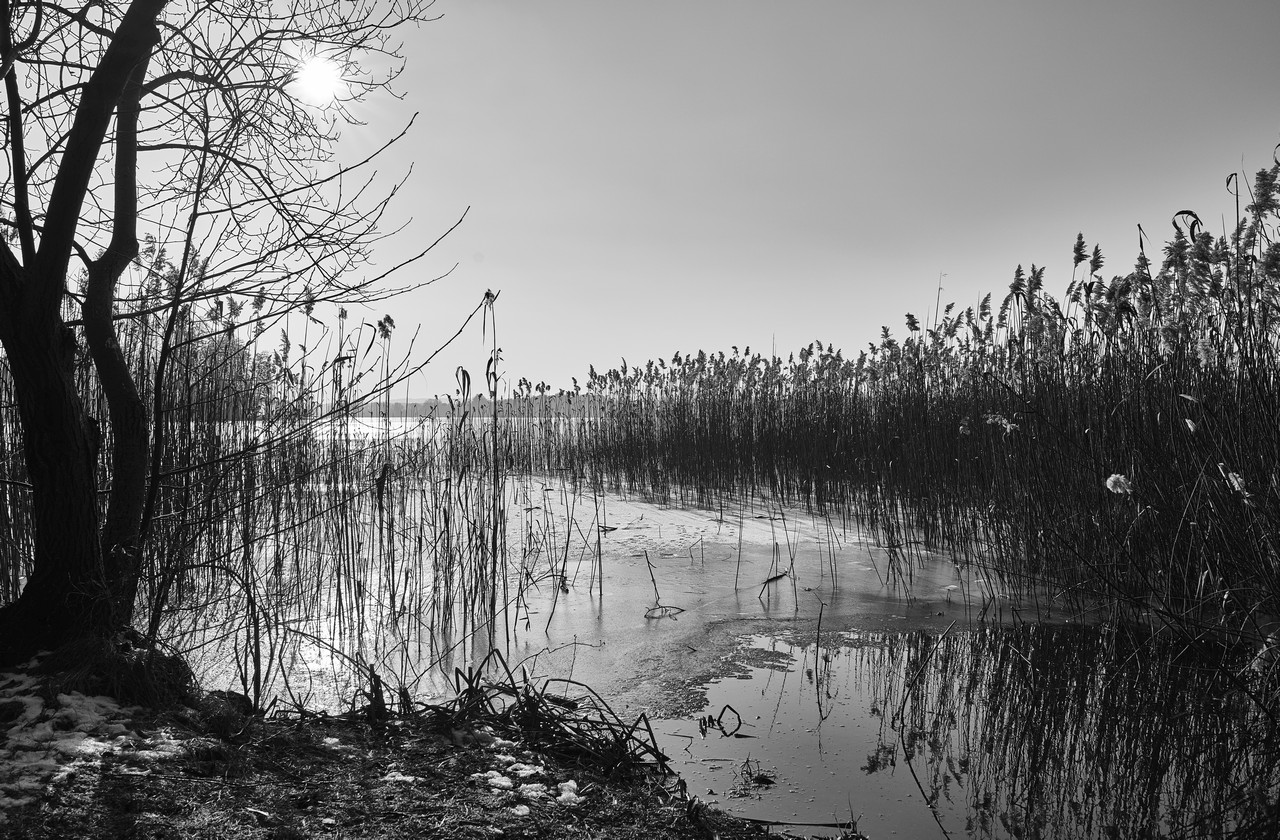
536 158 1280 693
0 291 614 709
839 624 1280 837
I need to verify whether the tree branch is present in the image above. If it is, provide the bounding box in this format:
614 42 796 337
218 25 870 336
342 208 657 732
4 69 33 264
0 0 41 81
32 0 166 315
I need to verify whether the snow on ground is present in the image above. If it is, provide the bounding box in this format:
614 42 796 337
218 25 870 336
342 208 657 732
1 666 590 826
0 668 187 823
468 748 584 811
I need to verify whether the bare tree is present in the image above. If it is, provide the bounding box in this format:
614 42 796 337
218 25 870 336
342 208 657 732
0 0 452 665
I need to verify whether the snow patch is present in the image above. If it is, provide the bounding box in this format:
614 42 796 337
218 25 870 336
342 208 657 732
0 670 151 823
557 780 584 805
469 769 515 790
518 782 547 798
507 762 544 778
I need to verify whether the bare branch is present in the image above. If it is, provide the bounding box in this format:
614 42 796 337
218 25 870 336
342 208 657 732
33 0 165 315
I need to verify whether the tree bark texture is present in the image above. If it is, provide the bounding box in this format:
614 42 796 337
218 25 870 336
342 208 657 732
0 0 167 664
0 317 107 659
83 54 153 615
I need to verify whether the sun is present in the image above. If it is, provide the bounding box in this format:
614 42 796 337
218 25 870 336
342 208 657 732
290 55 345 106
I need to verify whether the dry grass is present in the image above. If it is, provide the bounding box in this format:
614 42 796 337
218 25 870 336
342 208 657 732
535 160 1280 693
3 660 859 840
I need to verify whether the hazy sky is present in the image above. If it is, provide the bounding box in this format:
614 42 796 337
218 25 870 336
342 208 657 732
345 0 1280 396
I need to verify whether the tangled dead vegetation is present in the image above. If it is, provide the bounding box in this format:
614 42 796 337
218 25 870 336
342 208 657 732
3 649 866 839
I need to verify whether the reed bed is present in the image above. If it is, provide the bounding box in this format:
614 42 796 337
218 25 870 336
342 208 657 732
440 649 671 774
832 624 1280 838
0 296 615 710
512 162 1280 684
2 157 1277 741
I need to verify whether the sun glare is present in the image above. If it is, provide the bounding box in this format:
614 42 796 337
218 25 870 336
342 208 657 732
291 55 345 106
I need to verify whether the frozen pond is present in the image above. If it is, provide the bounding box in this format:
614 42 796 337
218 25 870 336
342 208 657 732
186 483 1279 837
648 626 1271 838
493 490 1277 838
499 487 1040 714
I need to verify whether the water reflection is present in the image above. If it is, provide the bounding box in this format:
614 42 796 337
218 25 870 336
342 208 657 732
658 624 1280 839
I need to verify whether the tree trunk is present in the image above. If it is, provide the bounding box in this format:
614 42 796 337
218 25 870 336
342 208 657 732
0 0 167 666
82 53 153 615
83 271 149 616
0 314 109 663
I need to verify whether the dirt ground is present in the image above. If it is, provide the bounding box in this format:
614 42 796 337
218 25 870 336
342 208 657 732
1 663 867 840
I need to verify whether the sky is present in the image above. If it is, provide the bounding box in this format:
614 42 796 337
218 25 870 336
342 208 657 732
339 0 1280 396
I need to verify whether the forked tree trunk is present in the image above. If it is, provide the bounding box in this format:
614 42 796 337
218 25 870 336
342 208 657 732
0 0 166 666
0 312 110 662
81 55 153 616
